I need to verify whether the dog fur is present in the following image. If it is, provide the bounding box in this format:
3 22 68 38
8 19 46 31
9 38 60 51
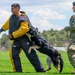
28 45 51 72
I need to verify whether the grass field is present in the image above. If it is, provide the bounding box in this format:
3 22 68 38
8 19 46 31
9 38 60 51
0 50 74 75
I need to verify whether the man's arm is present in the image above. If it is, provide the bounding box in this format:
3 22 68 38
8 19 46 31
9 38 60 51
64 26 75 31
0 18 10 34
11 21 29 38
1 18 10 31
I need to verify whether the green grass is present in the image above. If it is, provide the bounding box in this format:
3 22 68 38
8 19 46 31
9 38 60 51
0 50 74 75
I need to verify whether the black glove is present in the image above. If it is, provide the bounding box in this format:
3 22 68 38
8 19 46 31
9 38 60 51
0 28 4 33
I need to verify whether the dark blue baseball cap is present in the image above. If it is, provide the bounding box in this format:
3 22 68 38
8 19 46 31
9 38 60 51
73 2 75 6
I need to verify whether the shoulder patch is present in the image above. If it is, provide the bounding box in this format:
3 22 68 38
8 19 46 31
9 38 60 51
71 15 75 19
69 15 75 26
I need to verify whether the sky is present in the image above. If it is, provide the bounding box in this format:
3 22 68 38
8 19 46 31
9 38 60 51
0 0 75 34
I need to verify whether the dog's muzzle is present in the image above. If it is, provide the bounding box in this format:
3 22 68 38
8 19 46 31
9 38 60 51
50 53 64 72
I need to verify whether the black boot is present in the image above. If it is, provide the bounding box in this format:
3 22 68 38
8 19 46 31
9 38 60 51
36 69 46 72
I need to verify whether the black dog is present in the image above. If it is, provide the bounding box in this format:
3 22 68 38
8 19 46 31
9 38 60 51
28 26 64 72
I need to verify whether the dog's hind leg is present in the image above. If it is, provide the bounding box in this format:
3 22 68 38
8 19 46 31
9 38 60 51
44 56 52 71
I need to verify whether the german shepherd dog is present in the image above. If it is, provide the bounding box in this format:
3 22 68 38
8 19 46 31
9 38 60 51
28 26 64 72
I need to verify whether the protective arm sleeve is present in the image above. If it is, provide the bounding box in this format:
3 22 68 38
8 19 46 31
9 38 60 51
2 18 10 31
65 26 75 31
12 22 29 38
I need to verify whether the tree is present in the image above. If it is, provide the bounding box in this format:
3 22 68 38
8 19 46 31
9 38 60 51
0 34 11 50
41 29 69 47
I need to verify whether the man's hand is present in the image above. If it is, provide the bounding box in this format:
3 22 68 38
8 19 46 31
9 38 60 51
7 34 12 39
0 28 4 33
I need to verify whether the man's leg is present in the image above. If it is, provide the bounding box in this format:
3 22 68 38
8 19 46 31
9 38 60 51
67 40 75 73
20 37 45 72
9 40 22 72
25 49 45 72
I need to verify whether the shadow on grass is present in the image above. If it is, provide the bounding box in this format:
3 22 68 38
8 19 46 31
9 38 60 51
0 71 74 74
53 72 74 74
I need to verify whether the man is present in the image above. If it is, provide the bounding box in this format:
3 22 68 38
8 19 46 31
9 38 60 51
0 3 45 72
0 3 61 72
65 1 75 74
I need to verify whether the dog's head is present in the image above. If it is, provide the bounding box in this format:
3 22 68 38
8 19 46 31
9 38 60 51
51 53 64 72
45 55 63 72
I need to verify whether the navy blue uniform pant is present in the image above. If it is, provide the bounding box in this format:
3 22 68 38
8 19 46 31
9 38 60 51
10 36 44 72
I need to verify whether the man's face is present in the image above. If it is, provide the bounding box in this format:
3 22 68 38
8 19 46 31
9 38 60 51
11 6 19 14
72 5 75 12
